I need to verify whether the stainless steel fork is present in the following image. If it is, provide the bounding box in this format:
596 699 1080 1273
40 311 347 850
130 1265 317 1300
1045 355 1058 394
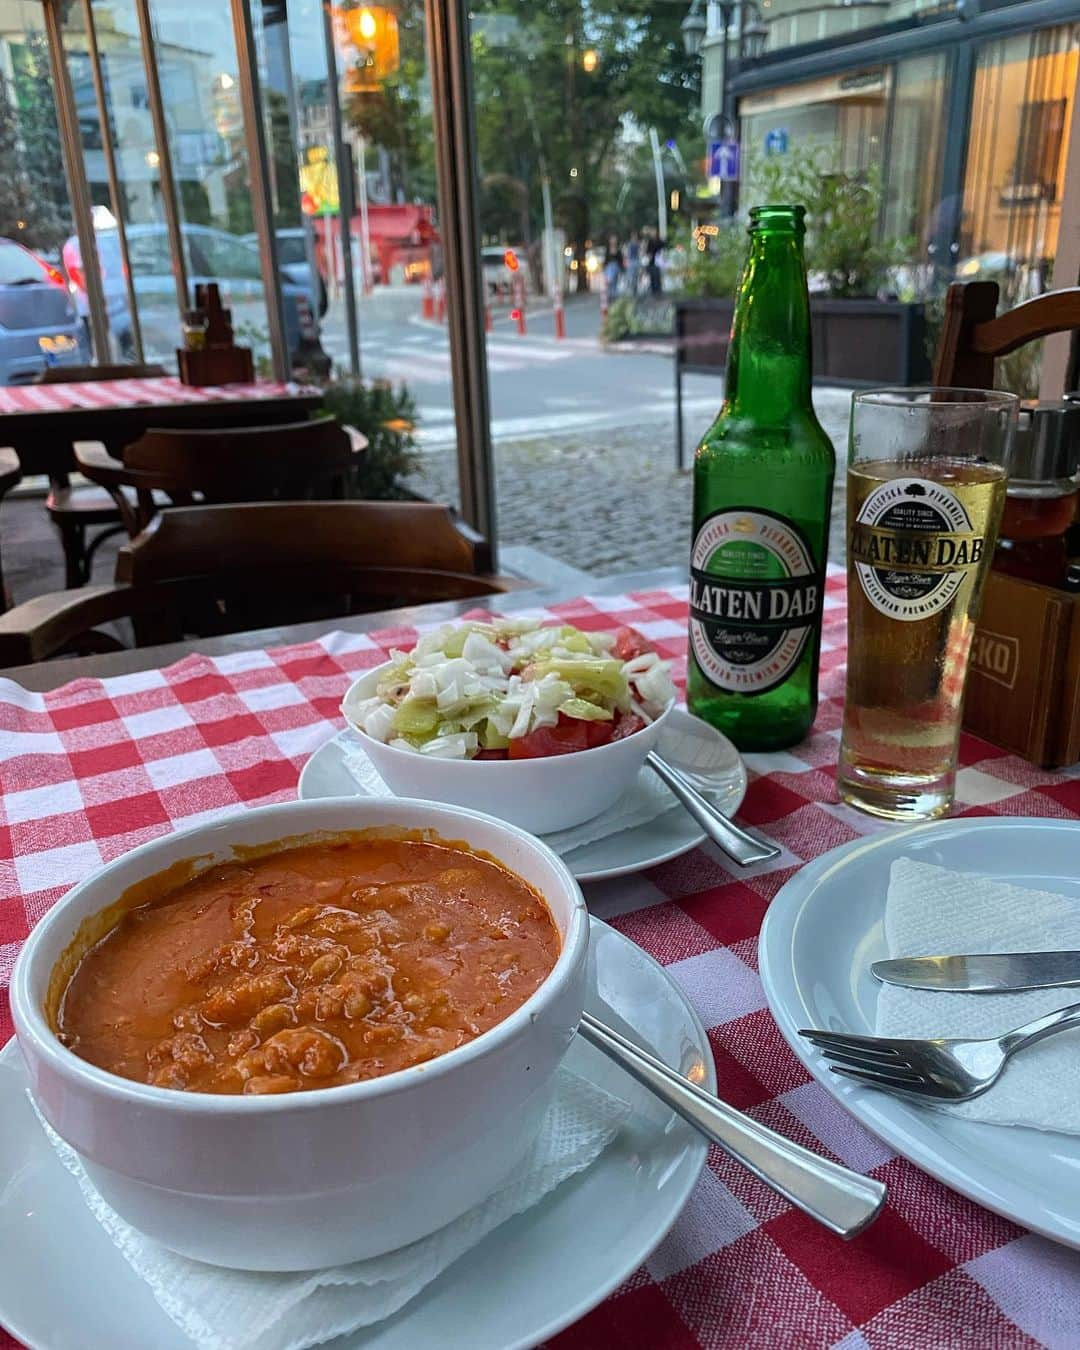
800 1000 1080 1101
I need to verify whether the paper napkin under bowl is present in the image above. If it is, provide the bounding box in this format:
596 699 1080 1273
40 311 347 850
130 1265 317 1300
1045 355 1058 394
876 857 1080 1132
38 1068 630 1350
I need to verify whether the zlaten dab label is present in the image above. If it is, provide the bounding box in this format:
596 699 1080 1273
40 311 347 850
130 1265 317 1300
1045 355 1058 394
689 508 822 696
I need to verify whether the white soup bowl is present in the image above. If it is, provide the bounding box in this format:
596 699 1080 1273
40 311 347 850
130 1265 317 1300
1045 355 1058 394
11 796 588 1270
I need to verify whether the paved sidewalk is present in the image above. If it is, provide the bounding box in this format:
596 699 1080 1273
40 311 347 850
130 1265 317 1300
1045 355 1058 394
409 385 852 575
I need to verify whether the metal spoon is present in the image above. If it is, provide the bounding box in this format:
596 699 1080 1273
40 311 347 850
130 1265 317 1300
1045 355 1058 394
646 750 780 866
578 1010 885 1238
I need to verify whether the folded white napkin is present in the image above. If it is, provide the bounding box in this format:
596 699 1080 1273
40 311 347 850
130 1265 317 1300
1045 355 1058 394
876 858 1080 1132
342 736 680 855
37 1069 630 1350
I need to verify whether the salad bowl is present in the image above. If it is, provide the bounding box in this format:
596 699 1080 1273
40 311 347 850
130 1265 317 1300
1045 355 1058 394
344 660 675 833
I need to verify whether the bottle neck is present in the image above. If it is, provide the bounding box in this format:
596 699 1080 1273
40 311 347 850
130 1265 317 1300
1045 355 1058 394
724 228 813 420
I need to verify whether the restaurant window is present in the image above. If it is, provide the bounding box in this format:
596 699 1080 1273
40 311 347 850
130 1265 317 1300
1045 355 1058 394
881 53 947 254
739 69 890 179
59 0 175 366
959 23 1079 393
269 0 461 513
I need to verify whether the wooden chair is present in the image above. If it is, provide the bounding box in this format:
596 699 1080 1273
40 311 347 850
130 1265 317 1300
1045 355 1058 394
0 500 514 665
34 362 169 384
0 448 22 613
47 414 365 586
933 280 1080 388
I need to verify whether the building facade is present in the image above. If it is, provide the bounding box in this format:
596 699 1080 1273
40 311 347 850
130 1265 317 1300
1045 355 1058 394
703 0 1079 299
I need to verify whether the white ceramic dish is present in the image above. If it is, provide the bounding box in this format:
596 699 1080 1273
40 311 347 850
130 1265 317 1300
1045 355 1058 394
341 660 675 834
300 707 748 883
0 917 710 1350
758 815 1080 1249
11 797 589 1270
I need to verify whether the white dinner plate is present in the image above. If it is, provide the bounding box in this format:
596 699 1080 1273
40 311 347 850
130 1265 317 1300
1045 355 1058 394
759 815 1080 1249
298 707 747 882
0 917 711 1350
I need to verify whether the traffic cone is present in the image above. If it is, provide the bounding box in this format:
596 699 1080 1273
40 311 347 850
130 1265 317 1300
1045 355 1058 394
436 280 447 323
421 274 435 320
553 294 566 340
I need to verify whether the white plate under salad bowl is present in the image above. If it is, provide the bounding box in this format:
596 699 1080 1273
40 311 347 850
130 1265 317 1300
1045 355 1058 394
0 918 711 1350
758 816 1080 1249
300 706 747 883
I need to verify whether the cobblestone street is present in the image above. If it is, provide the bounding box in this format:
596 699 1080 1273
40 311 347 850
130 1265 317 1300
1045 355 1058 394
409 385 852 574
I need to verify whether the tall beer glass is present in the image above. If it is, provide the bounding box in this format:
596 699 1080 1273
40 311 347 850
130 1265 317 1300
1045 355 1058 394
838 388 1018 820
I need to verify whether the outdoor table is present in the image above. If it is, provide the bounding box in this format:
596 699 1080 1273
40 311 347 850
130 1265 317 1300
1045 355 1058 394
0 378 324 483
0 563 1076 1348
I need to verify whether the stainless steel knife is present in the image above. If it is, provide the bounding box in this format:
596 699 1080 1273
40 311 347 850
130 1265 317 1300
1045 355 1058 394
871 952 1080 993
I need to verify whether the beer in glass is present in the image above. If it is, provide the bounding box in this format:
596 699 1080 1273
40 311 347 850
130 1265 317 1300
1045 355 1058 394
838 388 1018 819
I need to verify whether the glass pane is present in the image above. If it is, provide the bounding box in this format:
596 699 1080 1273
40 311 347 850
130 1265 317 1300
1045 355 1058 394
961 25 1079 395
57 0 176 366
135 0 276 364
260 0 459 511
882 53 947 249
740 68 890 179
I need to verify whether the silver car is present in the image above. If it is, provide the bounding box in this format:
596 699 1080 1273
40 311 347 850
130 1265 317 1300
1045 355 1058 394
0 238 87 385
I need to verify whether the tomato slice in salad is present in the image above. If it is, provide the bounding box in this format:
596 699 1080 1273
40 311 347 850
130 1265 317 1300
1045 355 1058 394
507 714 590 759
613 626 653 661
611 712 646 740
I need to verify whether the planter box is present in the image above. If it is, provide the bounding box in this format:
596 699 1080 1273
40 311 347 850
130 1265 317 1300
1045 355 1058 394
674 296 930 466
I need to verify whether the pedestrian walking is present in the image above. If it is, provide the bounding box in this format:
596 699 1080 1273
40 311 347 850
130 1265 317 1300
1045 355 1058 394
626 231 642 296
603 234 624 302
645 229 665 295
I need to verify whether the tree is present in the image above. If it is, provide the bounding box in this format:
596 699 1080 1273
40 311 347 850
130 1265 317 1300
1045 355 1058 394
469 1 700 288
0 35 70 251
340 0 700 287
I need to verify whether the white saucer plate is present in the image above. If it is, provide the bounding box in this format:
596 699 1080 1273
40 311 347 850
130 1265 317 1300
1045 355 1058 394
298 706 747 882
0 917 711 1350
759 815 1080 1249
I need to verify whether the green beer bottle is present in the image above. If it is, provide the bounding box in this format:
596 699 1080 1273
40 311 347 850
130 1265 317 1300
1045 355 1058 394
687 204 835 751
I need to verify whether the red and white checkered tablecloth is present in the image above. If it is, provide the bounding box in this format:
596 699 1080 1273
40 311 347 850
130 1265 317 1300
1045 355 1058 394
3 570 1080 1349
0 377 312 417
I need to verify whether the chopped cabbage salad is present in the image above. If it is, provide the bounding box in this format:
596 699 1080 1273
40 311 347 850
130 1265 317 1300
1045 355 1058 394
345 620 676 760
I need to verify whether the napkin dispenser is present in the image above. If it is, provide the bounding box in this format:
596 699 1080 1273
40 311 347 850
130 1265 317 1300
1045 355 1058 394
963 569 1080 767
176 283 254 386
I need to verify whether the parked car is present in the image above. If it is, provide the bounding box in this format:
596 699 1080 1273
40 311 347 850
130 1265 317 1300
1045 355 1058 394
246 227 328 318
63 224 324 370
0 237 88 385
480 245 524 298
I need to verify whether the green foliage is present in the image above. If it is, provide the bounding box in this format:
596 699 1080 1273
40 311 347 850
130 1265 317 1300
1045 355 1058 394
0 37 69 251
681 147 913 301
600 295 674 342
319 378 421 500
680 222 745 300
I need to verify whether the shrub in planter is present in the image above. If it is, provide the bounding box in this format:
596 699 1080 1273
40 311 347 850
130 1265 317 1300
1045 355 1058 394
320 378 421 500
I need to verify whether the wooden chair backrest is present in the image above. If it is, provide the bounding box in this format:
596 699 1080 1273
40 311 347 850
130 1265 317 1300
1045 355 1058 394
113 500 502 645
97 415 354 502
119 500 490 583
35 362 168 384
932 281 1080 388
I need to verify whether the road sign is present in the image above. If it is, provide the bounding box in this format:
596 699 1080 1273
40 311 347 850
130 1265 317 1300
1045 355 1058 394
764 127 789 156
708 139 740 182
